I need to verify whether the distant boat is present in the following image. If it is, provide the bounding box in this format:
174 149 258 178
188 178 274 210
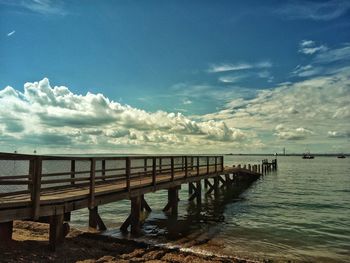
337 154 346 159
302 152 314 159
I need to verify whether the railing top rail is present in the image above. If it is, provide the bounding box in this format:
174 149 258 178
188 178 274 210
0 152 224 161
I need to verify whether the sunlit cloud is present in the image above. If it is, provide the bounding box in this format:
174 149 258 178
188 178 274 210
6 30 16 37
1 0 66 16
327 130 350 138
208 63 252 73
274 124 314 140
276 0 350 21
293 42 350 77
0 78 254 153
182 99 192 105
208 61 272 73
218 75 246 83
314 44 350 63
292 64 322 77
200 56 350 151
299 40 328 55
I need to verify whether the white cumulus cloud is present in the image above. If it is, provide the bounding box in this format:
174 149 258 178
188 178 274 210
0 78 251 153
299 40 328 55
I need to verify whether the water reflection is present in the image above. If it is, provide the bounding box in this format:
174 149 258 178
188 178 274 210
142 177 259 243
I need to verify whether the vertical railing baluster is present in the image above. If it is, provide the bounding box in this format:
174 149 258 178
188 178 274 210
152 157 156 187
144 158 147 176
89 158 96 209
159 157 162 173
102 160 106 181
221 156 224 172
28 159 34 192
196 156 199 176
185 156 188 178
31 157 42 220
71 160 75 185
215 156 217 173
126 157 130 191
206 156 209 174
171 157 174 181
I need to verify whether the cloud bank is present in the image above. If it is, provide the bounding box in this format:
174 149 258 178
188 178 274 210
0 78 254 154
201 58 350 152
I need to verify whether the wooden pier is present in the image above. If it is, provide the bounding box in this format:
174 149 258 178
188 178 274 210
0 153 274 250
262 159 277 174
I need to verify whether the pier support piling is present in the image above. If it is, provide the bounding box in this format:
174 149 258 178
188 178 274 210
49 214 69 251
218 175 226 189
225 174 231 185
64 212 71 222
204 179 210 189
163 187 179 216
189 182 195 194
0 221 13 246
189 181 202 204
196 181 202 204
120 196 142 234
141 195 152 212
89 206 107 231
213 177 219 195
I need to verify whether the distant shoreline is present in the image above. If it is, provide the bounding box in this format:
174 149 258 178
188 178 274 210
224 153 349 157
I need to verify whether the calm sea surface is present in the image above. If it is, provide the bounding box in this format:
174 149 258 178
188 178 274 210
68 156 350 262
1 155 349 262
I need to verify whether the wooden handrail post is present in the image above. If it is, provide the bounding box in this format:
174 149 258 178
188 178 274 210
31 157 42 220
152 157 156 187
185 156 188 178
206 156 209 174
171 157 174 181
71 160 75 185
126 157 131 192
144 158 147 175
196 156 199 176
102 160 106 181
214 156 217 173
89 158 96 209
28 159 34 192
221 156 224 172
159 157 162 173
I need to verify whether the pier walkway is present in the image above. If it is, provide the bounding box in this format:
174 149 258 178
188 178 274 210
0 153 265 250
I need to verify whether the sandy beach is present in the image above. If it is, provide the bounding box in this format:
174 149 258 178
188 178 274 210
0 221 260 263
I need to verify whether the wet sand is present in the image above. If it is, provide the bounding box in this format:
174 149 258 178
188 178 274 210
0 221 260 263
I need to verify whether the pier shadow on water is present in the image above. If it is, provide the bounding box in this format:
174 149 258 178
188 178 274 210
139 178 259 246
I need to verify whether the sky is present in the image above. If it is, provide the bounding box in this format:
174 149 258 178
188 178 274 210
0 0 350 154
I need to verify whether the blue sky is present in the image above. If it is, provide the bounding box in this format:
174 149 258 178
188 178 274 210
0 0 350 154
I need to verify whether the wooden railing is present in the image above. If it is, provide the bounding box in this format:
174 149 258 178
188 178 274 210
0 154 224 219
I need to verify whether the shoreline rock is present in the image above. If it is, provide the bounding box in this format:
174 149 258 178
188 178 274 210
0 221 260 263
